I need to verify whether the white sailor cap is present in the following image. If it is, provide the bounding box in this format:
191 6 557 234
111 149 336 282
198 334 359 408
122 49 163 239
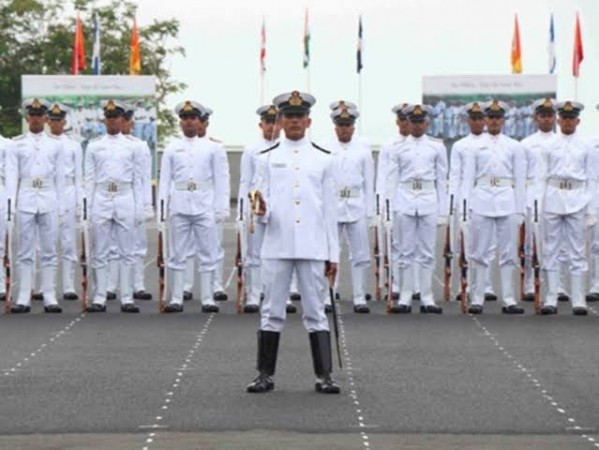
483 100 509 116
256 104 279 121
330 107 359 124
556 100 584 118
391 103 412 118
202 106 213 119
100 99 127 117
272 91 316 114
329 100 357 111
403 104 433 122
174 100 206 118
122 103 136 119
531 98 556 114
22 98 50 114
47 102 70 119
463 102 485 117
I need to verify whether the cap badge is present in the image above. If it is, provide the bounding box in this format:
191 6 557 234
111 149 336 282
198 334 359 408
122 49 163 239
289 91 303 106
183 101 194 112
106 100 116 111
413 105 423 116
471 103 481 113
563 101 573 112
32 99 42 109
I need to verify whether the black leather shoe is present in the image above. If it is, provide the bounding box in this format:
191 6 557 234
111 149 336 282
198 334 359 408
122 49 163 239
585 292 599 302
412 292 421 301
243 304 260 313
324 305 332 314
390 304 411 314
183 291 193 301
133 290 152 300
573 307 588 316
286 303 297 314
201 304 219 313
213 291 228 301
86 303 106 313
557 292 569 302
31 292 44 301
260 293 265 301
541 305 557 315
44 304 62 313
106 291 117 301
420 304 443 314
522 293 535 302
290 292 301 301
246 373 274 393
468 305 483 315
121 303 140 313
0 293 6 302
10 304 31 314
353 304 370 314
484 292 497 301
335 292 340 301
164 303 183 313
502 305 525 315
315 376 341 394
365 293 372 301
63 292 79 301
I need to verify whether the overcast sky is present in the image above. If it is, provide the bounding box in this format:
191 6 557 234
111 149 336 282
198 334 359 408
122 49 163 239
135 0 599 145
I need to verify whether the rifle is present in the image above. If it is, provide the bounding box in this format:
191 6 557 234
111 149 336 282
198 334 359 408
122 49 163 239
4 199 13 314
326 262 342 369
385 198 393 313
157 199 167 312
373 194 383 301
443 194 454 301
459 199 468 314
235 198 245 314
80 198 90 312
532 200 541 314
518 221 526 301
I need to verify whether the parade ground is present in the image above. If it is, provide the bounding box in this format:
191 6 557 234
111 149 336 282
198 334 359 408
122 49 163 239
1 221 598 450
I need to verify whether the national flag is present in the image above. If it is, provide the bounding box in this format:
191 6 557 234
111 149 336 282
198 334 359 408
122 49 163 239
129 17 141 75
356 15 363 73
260 18 266 73
547 13 556 74
303 8 310 69
92 13 101 75
511 14 522 74
70 14 86 75
572 12 584 78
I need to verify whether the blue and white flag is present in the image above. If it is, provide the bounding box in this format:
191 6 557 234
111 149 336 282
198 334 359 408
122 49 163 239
92 13 101 75
548 13 556 74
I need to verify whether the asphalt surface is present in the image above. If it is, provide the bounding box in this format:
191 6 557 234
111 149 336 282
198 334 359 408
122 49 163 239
1 221 599 450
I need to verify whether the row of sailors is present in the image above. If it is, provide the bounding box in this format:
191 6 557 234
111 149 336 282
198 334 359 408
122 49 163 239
1 95 599 317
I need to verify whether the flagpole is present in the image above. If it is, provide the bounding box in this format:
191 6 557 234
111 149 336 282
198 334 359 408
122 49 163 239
358 73 362 133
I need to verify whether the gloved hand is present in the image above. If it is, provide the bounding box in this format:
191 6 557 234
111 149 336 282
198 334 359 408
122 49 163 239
514 213 525 225
144 205 155 222
368 216 378 228
75 205 82 223
585 214 598 228
214 211 225 224
437 215 449 226
135 209 144 226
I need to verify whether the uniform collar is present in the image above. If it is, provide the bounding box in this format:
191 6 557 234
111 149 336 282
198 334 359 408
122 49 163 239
27 131 45 139
106 132 122 140
282 136 309 147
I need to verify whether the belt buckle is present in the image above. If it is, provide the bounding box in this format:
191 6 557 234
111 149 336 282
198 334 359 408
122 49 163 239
340 187 348 198
566 181 572 190
187 181 197 191
412 180 422 190
107 181 118 193
32 178 43 188
490 177 499 187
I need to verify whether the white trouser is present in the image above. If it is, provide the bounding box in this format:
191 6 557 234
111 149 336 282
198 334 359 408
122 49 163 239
133 220 148 291
246 222 265 268
470 214 518 268
393 211 438 269
338 218 370 302
212 221 225 291
246 267 262 306
60 208 78 292
542 210 587 275
91 216 135 268
261 259 329 333
184 256 194 292
167 213 217 272
17 211 58 266
0 209 6 294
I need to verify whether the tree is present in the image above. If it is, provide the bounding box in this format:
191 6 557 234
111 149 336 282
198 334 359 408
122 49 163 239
0 0 185 141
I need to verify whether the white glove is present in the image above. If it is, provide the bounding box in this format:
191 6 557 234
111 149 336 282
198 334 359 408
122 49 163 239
134 209 144 226
144 205 155 222
437 215 449 226
368 216 378 228
585 214 598 228
514 213 525 225
214 212 225 224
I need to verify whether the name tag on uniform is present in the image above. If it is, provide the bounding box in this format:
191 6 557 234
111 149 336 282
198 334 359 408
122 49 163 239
175 148 185 153
478 146 489 151
272 162 287 168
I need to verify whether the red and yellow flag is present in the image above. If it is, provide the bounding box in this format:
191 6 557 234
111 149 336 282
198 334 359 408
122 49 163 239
511 14 522 74
71 15 86 75
129 17 141 75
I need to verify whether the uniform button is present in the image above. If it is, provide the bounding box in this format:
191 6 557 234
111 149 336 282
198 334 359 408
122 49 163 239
295 200 300 205
294 183 299 188
294 166 299 170
295 219 301 224
294 149 299 154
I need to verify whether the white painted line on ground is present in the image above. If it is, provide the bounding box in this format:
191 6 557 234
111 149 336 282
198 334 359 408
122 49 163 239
471 317 598 449
139 313 216 449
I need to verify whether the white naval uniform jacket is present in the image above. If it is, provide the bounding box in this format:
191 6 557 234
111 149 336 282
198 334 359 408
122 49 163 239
521 130 556 210
449 133 485 213
539 133 597 216
158 136 228 218
7 132 65 215
463 133 526 217
238 138 277 217
326 137 375 223
124 134 153 211
386 135 448 217
254 137 340 263
84 133 143 222
201 137 230 219
0 136 12 213
55 134 83 213
375 134 408 198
